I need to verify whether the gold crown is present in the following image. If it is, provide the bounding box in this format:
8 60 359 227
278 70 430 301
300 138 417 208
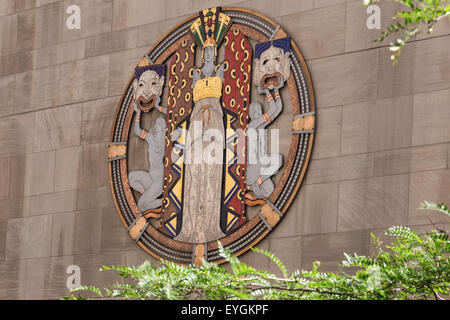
204 37 216 48
193 76 222 103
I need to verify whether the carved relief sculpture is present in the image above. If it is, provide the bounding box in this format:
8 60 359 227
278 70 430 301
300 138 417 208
129 64 167 216
246 37 291 203
109 7 316 265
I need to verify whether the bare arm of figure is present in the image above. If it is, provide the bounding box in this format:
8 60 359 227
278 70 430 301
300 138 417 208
133 103 148 139
248 102 266 129
193 69 201 88
267 76 285 122
216 63 225 81
155 96 167 115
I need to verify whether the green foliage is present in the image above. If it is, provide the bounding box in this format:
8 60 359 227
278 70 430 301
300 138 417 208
420 200 450 216
363 0 450 63
64 207 449 300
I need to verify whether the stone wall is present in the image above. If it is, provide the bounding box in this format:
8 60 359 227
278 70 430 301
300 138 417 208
0 0 449 299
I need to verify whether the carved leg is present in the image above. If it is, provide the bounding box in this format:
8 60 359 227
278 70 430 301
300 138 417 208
137 177 163 212
129 170 152 194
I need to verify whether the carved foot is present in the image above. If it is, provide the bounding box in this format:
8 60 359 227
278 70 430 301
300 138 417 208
143 207 162 219
245 193 266 206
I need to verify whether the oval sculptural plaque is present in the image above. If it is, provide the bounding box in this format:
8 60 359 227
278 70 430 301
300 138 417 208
108 7 315 265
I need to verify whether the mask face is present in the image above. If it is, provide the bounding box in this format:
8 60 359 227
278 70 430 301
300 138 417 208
254 45 290 90
133 70 165 112
204 46 215 63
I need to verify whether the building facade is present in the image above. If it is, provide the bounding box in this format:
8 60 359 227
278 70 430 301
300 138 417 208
0 0 449 299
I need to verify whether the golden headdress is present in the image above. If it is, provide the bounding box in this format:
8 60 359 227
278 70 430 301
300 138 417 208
190 7 231 49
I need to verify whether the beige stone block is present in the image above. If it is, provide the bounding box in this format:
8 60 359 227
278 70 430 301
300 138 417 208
267 236 302 275
341 95 413 155
126 248 159 267
0 75 15 118
0 157 9 200
51 212 75 256
24 256 75 299
6 215 52 259
0 198 30 220
0 221 6 261
17 9 36 51
0 113 35 158
81 96 119 144
112 0 166 31
345 1 406 52
379 36 450 99
21 2 64 50
192 0 223 13
0 14 17 57
0 54 16 77
312 106 341 159
338 174 409 232
0 0 15 16
101 207 136 252
13 49 37 74
81 143 109 189
60 55 110 104
29 190 78 216
225 0 282 19
34 104 82 152
279 0 314 16
305 153 373 184
412 88 450 147
166 0 192 19
314 0 347 9
15 65 61 113
37 39 85 68
36 0 60 6
448 144 450 168
137 16 189 48
273 182 339 237
55 146 82 192
0 50 36 76
302 229 374 272
77 186 113 210
15 0 37 12
367 95 413 152
108 47 146 95
62 0 112 42
282 4 345 59
74 209 102 255
86 28 138 58
27 150 55 196
309 49 378 108
0 155 28 200
373 144 448 177
409 169 450 225
341 100 371 155
0 260 27 299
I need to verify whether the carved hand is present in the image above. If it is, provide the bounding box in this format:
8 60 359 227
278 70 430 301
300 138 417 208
256 84 270 96
274 76 285 92
133 102 141 115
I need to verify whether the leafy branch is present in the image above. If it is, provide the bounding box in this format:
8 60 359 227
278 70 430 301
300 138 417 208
363 0 450 63
63 206 449 300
